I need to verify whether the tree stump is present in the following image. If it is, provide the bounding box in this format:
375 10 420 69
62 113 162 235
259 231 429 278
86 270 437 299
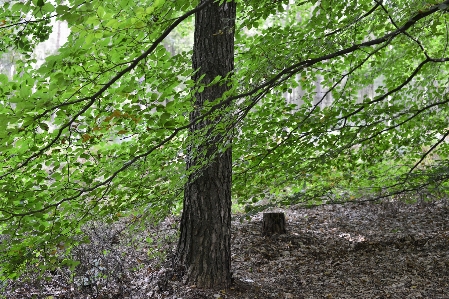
262 212 286 236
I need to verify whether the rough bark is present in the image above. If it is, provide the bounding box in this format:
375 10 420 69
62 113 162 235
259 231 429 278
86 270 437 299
176 0 236 289
263 213 287 236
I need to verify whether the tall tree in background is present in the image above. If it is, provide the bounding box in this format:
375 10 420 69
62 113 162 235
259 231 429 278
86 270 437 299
176 0 236 288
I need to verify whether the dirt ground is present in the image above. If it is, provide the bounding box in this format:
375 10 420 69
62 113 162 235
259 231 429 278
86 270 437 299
4 200 449 298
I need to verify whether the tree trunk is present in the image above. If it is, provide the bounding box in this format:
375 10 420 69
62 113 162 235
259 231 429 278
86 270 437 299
176 0 236 289
263 213 286 236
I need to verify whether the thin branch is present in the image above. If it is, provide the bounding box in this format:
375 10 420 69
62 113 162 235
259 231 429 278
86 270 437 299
0 14 58 29
408 129 449 175
339 58 431 121
325 2 382 37
376 0 430 58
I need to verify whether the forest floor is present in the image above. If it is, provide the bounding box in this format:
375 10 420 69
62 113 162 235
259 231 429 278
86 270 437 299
3 200 449 299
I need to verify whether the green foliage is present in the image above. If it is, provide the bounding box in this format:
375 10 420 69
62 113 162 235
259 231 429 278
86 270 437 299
1 0 449 281
232 0 449 208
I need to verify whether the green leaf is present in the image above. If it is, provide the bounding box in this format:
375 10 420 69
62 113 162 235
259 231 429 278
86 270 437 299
41 3 55 13
97 5 105 18
38 122 49 131
158 112 171 126
55 4 69 14
0 74 8 84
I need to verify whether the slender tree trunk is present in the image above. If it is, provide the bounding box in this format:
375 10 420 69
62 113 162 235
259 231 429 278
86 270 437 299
176 0 236 289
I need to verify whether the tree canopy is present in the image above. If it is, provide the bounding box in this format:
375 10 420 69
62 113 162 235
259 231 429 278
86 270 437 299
1 0 449 281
